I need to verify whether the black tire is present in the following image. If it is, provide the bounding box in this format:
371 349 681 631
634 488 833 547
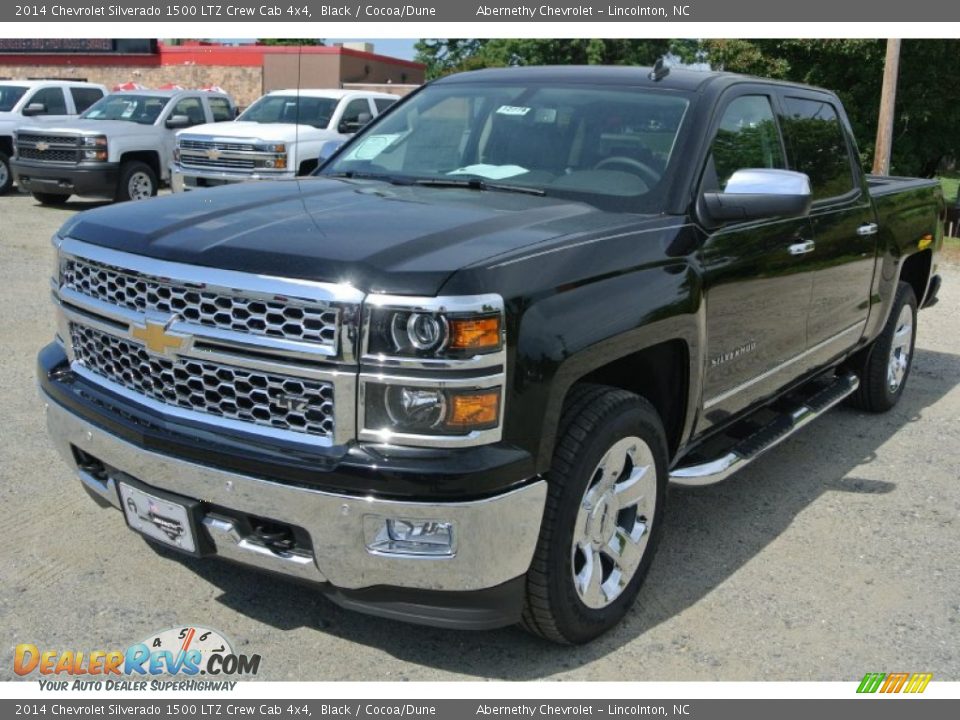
32 192 71 205
115 160 158 202
0 151 12 195
522 384 669 644
848 281 918 413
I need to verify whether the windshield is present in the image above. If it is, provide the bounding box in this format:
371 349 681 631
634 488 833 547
0 84 28 112
322 81 690 212
238 95 338 129
80 94 169 125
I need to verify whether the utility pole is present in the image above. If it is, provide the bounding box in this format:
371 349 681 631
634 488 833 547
872 39 901 176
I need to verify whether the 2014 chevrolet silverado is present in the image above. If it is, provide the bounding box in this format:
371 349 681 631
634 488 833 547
39 66 944 644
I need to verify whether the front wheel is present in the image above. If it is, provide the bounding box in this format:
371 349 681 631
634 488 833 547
522 385 668 644
115 161 157 202
848 281 918 413
0 151 12 194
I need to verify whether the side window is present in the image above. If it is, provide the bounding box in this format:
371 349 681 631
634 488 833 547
707 95 785 191
339 98 373 133
781 97 855 201
170 97 205 126
374 97 396 114
70 87 104 113
207 96 233 122
27 87 68 115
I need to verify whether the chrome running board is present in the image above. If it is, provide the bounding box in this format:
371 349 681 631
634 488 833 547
670 372 859 487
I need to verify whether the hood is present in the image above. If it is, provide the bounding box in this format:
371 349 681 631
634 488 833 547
180 121 335 143
21 119 159 137
59 177 638 295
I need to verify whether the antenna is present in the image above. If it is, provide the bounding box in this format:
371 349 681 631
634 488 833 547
649 57 670 82
295 44 302 179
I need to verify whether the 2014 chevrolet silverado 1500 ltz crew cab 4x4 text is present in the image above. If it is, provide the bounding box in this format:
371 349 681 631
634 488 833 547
12 89 236 204
38 66 944 644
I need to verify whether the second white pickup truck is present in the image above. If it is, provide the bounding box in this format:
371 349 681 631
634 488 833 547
170 88 397 191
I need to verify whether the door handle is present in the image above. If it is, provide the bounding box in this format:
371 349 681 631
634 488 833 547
857 223 879 236
788 239 815 256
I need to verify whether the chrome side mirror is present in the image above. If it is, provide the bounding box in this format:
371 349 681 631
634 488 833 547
702 169 812 222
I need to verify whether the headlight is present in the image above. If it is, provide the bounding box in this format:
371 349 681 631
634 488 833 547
363 382 501 438
173 147 180 163
82 149 108 161
81 135 107 147
364 294 504 360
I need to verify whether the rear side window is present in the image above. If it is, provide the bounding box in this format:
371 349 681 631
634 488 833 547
171 97 206 126
27 87 68 115
207 96 233 122
374 97 396 114
781 97 855 200
70 87 104 113
707 95 785 191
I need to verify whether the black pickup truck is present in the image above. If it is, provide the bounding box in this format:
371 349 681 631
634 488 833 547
39 66 944 644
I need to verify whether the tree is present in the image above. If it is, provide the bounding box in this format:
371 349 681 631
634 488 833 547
414 39 671 80
257 39 324 46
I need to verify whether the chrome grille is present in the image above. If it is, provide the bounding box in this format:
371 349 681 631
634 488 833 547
180 155 256 170
62 256 339 349
180 139 256 152
70 323 335 438
18 133 80 146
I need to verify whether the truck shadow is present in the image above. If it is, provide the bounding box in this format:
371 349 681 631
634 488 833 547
161 346 959 679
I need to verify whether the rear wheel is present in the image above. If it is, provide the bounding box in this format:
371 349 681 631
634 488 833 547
116 161 157 202
32 192 71 205
522 385 668 644
0 151 12 194
848 281 918 412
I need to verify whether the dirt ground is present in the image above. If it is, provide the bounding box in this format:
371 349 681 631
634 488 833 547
1 191 957 682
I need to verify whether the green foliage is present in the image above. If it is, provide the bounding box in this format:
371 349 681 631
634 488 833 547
414 39 670 79
257 39 324 46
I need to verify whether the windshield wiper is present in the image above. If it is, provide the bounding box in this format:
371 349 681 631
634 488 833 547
325 171 413 185
410 177 546 196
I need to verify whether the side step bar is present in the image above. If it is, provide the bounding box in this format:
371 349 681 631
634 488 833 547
670 372 859 487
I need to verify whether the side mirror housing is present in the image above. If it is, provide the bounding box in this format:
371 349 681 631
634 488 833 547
702 169 812 223
165 114 192 129
22 102 46 116
318 139 346 165
338 112 373 135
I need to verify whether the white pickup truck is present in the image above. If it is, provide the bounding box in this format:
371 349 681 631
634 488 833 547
0 80 107 194
170 88 397 191
12 89 235 204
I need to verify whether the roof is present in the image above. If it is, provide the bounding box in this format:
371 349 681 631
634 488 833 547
266 88 399 99
110 89 230 99
0 79 105 89
434 65 835 96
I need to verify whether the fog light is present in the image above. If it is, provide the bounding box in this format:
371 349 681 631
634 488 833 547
364 517 455 556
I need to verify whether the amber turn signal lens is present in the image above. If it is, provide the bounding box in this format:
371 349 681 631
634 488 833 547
448 317 501 351
446 390 500 429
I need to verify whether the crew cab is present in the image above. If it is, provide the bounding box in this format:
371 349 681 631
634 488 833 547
12 89 235 204
169 88 397 191
38 66 944 644
0 80 107 194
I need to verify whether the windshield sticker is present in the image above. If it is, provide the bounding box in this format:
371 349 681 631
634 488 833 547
343 133 402 161
496 105 531 117
448 164 528 180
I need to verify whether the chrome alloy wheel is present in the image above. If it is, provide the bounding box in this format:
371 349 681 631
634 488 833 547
887 304 914 392
571 436 657 609
128 171 154 200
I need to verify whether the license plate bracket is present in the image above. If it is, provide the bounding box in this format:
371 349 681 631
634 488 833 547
117 475 208 557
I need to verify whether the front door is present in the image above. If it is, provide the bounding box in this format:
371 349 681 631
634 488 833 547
698 91 817 431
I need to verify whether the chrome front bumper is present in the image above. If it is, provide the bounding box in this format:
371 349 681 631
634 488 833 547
170 164 296 192
43 392 547 593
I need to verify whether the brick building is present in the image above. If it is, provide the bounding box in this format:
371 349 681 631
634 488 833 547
0 40 425 108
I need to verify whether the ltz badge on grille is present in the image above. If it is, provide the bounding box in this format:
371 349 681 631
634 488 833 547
130 320 188 356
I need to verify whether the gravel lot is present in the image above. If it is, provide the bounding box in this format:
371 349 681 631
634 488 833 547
1 190 958 682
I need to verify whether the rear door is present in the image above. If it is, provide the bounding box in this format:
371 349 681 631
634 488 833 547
776 92 877 362
698 88 817 430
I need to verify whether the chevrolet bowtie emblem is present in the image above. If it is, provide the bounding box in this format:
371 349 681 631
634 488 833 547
35 142 49 152
131 320 185 355
205 148 221 160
